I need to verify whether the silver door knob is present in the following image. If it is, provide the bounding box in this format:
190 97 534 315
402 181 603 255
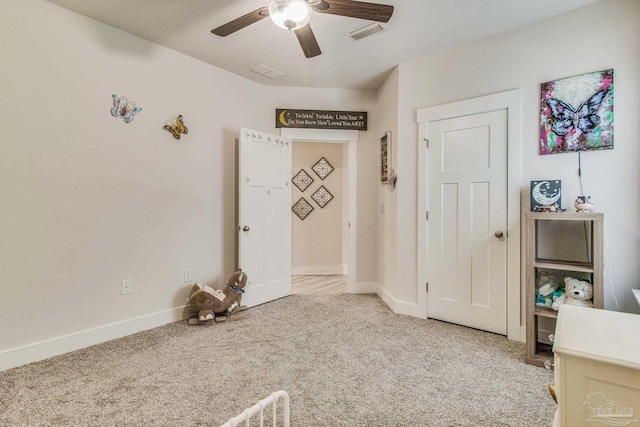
242 226 250 232
494 231 504 238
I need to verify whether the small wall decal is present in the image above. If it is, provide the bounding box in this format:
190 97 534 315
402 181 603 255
163 115 188 139
110 94 142 123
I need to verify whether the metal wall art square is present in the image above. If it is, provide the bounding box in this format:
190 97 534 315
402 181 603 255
311 185 333 208
311 157 334 180
292 197 314 220
292 169 314 192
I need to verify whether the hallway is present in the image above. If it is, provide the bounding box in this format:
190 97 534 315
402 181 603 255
291 274 347 295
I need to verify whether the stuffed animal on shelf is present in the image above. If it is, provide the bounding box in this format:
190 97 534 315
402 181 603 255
551 289 566 311
187 268 249 324
552 277 594 310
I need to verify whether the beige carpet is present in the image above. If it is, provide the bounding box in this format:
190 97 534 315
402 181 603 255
0 294 555 426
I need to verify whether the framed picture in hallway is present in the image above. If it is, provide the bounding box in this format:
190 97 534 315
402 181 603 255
381 131 391 183
312 157 334 180
292 197 314 221
292 169 314 192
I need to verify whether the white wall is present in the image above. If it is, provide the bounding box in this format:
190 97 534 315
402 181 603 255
291 142 344 274
388 0 640 315
0 0 268 369
375 68 400 308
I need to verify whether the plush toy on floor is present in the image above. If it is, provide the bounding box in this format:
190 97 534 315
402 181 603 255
551 276 594 310
187 268 249 324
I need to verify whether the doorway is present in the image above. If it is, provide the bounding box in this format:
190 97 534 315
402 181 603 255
280 128 358 294
291 142 348 295
291 142 346 275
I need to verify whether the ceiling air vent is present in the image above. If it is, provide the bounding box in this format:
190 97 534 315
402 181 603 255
250 64 285 80
345 22 386 41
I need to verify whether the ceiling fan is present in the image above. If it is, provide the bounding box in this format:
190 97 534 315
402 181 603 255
211 0 394 58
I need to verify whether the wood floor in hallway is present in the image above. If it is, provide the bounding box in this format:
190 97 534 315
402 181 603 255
291 274 347 295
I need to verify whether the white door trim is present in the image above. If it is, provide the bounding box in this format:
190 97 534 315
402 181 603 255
416 89 523 341
280 128 358 294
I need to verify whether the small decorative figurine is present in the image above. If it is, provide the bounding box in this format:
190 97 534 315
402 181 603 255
574 196 595 212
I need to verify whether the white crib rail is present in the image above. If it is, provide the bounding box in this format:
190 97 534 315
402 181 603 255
221 390 290 427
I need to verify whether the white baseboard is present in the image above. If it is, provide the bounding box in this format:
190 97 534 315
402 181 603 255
377 284 396 311
0 305 187 372
350 282 377 294
394 299 426 318
376 285 426 319
292 264 347 275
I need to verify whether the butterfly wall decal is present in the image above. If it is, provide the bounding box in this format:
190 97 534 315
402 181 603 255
111 94 142 123
546 89 609 137
163 115 188 139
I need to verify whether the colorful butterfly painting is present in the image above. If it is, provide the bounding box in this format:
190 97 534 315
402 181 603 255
546 89 609 137
111 94 142 124
540 69 613 155
163 115 188 139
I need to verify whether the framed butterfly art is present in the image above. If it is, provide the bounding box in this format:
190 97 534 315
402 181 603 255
111 94 142 124
163 115 188 139
540 69 613 155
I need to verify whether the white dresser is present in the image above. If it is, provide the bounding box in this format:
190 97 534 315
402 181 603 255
552 305 640 427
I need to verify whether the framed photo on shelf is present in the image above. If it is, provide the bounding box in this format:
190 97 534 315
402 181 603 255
530 180 562 211
381 131 391 183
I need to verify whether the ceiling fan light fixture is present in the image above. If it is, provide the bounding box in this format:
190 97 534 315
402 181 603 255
268 0 312 30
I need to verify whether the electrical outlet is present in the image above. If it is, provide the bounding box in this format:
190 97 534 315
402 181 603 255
121 279 132 295
184 269 192 282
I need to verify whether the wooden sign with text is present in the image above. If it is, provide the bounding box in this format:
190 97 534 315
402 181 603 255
276 109 367 130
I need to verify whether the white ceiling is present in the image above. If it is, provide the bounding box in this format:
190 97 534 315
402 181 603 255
45 0 606 90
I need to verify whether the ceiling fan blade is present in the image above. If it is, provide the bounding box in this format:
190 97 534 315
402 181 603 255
295 25 322 58
310 0 393 23
211 7 269 37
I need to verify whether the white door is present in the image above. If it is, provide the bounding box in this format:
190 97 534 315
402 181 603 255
238 128 291 307
427 110 508 335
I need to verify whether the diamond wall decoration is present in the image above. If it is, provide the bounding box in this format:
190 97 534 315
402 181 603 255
292 197 314 220
292 169 314 192
311 157 334 180
311 185 333 209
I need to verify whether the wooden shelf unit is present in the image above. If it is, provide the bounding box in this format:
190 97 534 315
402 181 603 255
525 211 604 368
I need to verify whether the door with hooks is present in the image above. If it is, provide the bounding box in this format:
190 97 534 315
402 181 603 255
238 128 292 307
